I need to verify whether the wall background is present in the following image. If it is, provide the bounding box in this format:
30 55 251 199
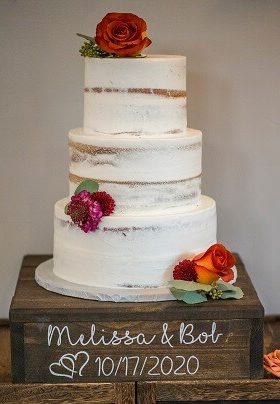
1 0 279 318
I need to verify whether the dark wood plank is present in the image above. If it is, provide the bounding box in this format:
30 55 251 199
0 325 10 383
250 318 264 378
9 255 264 323
21 319 252 382
0 383 125 403
9 323 25 383
137 380 156 404
154 379 280 401
22 255 52 268
115 382 135 403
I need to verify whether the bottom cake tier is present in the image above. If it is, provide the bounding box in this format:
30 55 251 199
52 196 217 290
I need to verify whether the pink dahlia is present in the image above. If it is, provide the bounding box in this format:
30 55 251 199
66 190 103 233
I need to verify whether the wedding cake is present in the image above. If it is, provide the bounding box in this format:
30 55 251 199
36 13 239 302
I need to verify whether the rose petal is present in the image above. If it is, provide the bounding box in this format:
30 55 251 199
220 267 234 282
273 350 280 360
264 354 276 367
195 264 220 285
193 251 215 271
109 37 151 56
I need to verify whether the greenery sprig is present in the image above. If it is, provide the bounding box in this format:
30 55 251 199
77 33 116 58
77 33 147 58
169 280 244 304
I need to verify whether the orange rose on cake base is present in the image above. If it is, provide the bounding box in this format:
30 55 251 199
171 243 241 304
193 243 236 284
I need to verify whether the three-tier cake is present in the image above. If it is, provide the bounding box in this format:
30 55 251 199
35 13 220 302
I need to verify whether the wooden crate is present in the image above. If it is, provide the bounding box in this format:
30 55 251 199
9 255 264 384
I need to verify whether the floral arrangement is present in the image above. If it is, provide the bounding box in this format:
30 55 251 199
170 244 244 304
264 350 280 378
77 12 152 58
65 180 115 233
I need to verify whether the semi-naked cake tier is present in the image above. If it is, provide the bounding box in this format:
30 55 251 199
53 196 216 289
69 127 202 214
84 55 187 135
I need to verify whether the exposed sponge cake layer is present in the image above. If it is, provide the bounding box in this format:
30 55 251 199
69 127 202 215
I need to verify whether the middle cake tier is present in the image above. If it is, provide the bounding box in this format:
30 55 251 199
69 128 202 215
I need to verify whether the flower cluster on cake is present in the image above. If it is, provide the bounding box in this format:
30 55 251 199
170 244 243 304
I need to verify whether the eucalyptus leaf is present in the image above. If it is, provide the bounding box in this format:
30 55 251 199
217 280 244 299
169 280 212 292
220 288 244 300
64 202 70 214
74 180 99 195
216 280 235 291
77 33 96 43
170 288 207 304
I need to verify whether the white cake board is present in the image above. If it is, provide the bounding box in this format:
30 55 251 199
35 259 175 302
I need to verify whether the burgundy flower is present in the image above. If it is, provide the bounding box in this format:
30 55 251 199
173 259 198 281
66 190 103 233
91 191 116 216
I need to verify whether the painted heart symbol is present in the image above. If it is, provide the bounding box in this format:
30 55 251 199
49 351 89 379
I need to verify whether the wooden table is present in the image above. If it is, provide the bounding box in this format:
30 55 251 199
1 318 280 403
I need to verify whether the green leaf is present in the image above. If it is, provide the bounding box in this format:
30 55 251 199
169 280 212 292
77 33 96 43
64 202 70 214
170 288 207 304
220 288 244 300
216 280 236 291
74 180 99 195
215 280 244 300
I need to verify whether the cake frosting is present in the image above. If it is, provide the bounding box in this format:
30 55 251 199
52 54 217 295
54 196 216 288
84 56 187 135
69 127 202 214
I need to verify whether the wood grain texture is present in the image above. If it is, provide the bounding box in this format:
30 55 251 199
9 323 25 383
114 382 135 404
0 325 10 383
135 318 280 402
0 383 131 403
21 319 252 382
137 380 156 404
139 378 280 402
250 318 264 378
1 318 280 402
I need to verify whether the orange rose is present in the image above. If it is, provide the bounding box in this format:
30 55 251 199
95 13 152 56
193 243 236 284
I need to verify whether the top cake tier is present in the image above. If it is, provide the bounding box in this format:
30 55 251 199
84 55 187 136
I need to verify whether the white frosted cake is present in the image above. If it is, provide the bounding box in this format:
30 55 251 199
51 54 217 296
